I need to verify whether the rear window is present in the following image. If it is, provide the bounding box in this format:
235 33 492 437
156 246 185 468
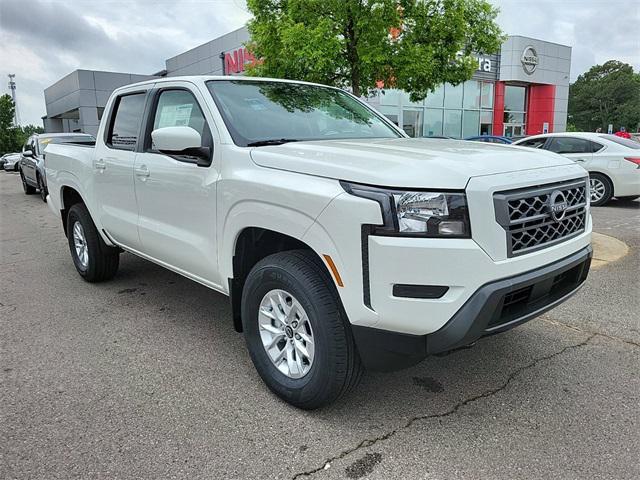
599 134 640 149
108 93 146 150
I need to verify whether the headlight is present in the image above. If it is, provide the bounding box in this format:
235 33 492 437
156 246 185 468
342 182 470 238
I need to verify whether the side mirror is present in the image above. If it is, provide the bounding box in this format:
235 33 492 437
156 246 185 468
23 149 34 158
151 126 211 166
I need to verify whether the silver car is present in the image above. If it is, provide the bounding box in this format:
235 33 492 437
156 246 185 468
20 133 95 201
1 153 21 171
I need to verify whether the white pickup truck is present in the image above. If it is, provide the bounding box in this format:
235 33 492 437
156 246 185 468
45 76 592 409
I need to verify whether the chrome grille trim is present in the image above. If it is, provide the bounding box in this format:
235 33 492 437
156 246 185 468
494 179 588 257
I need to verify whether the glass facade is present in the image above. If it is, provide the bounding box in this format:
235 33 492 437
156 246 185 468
378 80 495 138
503 85 527 138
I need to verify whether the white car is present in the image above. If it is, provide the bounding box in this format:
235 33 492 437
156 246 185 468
513 132 640 206
1 153 21 171
44 76 592 408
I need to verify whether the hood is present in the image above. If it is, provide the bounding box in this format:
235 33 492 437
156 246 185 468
250 138 575 189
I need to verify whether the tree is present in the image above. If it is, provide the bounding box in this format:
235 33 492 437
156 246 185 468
0 94 20 155
245 0 503 100
568 60 640 133
0 95 46 155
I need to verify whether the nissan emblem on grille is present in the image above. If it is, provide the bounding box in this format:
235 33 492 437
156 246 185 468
493 179 588 257
548 190 568 221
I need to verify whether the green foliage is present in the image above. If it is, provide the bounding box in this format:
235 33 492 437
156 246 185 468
0 94 45 155
245 0 504 99
569 60 640 133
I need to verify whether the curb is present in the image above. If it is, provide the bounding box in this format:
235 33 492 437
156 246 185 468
591 232 630 270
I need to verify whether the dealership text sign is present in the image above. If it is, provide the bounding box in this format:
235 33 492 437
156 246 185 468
224 48 256 74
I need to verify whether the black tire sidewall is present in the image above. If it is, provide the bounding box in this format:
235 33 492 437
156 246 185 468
242 257 347 408
590 173 612 206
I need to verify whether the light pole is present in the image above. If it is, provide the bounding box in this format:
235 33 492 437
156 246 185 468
8 74 20 125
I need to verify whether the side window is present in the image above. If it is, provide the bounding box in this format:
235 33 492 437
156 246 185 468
517 138 547 149
30 137 37 155
589 141 604 153
108 93 146 150
548 137 591 154
150 89 208 150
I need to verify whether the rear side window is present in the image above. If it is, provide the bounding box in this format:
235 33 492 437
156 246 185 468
547 137 592 154
517 137 546 149
108 93 146 150
589 141 604 153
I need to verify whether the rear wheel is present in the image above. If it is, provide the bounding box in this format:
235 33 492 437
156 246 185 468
66 203 120 282
589 173 613 206
20 170 36 194
241 250 363 409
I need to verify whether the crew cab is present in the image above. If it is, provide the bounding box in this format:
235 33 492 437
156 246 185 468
44 76 592 409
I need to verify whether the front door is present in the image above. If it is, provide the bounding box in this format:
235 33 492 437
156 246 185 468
93 91 148 249
134 86 220 286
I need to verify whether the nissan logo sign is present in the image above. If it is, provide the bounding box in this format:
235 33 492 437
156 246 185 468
521 46 539 75
548 190 568 221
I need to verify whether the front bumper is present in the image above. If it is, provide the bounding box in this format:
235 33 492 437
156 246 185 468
353 245 592 371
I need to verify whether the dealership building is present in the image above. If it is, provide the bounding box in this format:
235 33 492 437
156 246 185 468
42 26 571 139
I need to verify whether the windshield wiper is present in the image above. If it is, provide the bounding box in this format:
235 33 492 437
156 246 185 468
246 138 301 147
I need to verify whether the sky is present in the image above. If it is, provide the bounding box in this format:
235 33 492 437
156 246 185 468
1 0 639 126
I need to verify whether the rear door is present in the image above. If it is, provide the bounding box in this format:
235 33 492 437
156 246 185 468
133 83 220 285
93 88 149 250
545 136 593 167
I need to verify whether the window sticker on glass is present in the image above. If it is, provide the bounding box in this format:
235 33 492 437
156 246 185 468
157 104 194 128
245 98 267 111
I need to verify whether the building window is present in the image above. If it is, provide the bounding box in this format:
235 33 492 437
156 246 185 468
443 109 462 138
425 85 444 108
402 109 422 137
462 110 480 138
424 108 443 136
444 83 463 109
481 82 494 109
463 80 481 109
480 110 493 135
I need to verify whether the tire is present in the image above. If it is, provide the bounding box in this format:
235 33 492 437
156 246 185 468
20 170 36 194
589 173 613 206
37 175 47 202
66 203 120 282
241 250 363 409
617 195 639 202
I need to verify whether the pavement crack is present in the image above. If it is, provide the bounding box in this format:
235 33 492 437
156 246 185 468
542 317 640 348
292 334 595 479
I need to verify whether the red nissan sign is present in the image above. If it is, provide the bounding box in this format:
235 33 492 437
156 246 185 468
224 47 256 75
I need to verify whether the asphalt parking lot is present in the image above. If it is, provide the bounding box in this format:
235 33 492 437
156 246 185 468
1 171 638 479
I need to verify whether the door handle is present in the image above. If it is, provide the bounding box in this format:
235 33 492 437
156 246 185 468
135 165 150 179
94 158 106 170
574 158 586 162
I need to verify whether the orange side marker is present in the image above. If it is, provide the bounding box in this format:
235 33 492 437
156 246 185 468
323 254 344 287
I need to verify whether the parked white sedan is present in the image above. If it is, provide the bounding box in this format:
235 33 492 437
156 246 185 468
514 132 640 206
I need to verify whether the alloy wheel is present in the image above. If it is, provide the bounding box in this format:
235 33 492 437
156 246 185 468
589 178 606 203
258 289 315 379
72 221 89 268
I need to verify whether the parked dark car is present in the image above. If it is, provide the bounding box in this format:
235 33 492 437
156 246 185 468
465 135 513 144
20 133 95 201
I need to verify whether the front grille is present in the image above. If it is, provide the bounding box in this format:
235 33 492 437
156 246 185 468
494 179 588 257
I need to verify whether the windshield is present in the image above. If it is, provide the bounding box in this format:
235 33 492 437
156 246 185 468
39 135 96 152
206 80 401 147
599 134 640 149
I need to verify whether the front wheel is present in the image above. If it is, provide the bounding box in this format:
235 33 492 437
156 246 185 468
37 175 47 202
66 203 120 282
589 173 613 206
241 250 363 409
